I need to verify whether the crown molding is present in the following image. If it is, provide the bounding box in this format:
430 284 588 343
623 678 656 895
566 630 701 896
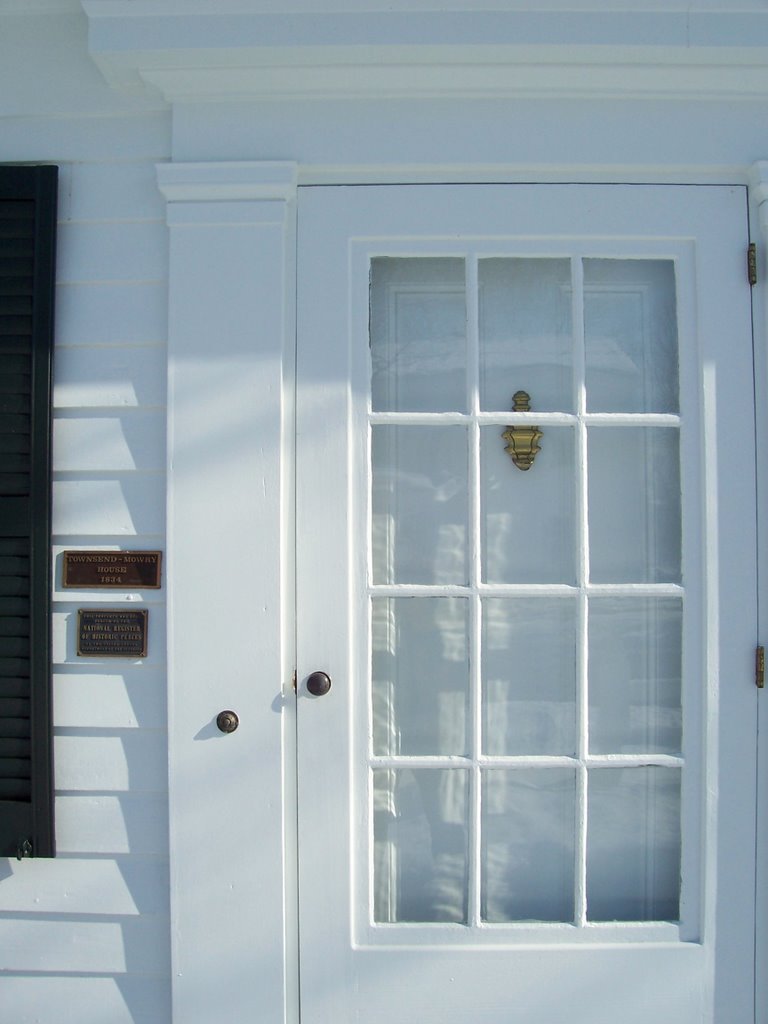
83 5 768 104
138 57 768 104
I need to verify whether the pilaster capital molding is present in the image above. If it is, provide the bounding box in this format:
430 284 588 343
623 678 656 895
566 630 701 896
749 161 768 233
156 161 298 204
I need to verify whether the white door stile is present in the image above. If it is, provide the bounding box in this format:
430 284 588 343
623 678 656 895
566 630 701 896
296 184 757 1024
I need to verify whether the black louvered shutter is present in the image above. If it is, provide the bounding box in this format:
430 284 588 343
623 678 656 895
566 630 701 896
0 166 56 858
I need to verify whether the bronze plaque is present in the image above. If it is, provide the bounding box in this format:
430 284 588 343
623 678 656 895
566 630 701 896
64 551 162 589
77 609 148 658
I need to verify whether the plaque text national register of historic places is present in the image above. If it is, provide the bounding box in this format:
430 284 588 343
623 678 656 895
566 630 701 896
77 609 149 658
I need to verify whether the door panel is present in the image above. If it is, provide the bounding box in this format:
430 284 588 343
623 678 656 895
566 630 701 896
296 185 757 1023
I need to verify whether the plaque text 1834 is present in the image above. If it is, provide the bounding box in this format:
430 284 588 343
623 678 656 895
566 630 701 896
64 551 162 589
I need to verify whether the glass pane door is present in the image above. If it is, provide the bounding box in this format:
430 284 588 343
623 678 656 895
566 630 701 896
369 255 684 927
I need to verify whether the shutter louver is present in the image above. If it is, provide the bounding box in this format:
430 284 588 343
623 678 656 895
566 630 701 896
0 168 56 858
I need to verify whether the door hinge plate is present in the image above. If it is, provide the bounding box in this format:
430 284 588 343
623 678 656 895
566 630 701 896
748 243 757 286
757 645 765 688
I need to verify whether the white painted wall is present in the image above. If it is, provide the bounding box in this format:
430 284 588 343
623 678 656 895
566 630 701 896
0 10 172 1023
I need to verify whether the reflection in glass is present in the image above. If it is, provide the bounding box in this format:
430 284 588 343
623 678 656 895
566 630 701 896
374 768 468 923
479 259 572 412
483 598 577 756
588 427 681 584
482 769 576 922
372 425 468 585
482 425 576 584
370 258 467 412
589 598 682 755
586 767 681 922
372 597 469 756
584 260 678 414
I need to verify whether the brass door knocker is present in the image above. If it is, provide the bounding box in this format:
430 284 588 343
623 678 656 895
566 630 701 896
502 391 542 471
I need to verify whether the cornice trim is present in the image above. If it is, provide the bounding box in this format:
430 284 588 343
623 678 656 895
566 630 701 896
140 58 768 104
84 6 768 104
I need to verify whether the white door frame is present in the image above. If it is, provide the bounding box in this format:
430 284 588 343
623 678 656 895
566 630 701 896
159 161 768 1024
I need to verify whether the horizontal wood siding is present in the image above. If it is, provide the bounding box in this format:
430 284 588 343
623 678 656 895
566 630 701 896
1 99 171 1024
1 975 170 1024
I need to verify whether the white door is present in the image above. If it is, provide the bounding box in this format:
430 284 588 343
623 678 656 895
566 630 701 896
295 185 758 1024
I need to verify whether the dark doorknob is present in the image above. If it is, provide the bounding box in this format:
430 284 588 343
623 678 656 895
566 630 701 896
306 671 332 696
216 710 239 733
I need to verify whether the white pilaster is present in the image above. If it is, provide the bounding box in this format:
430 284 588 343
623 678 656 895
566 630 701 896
157 161 297 1024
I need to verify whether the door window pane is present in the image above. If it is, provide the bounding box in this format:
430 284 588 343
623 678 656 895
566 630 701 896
370 258 467 412
589 598 682 755
586 767 681 922
483 597 578 756
367 253 688 930
372 597 469 757
482 425 576 584
482 769 576 922
372 425 468 584
479 258 573 412
588 427 681 584
584 259 678 414
374 768 468 923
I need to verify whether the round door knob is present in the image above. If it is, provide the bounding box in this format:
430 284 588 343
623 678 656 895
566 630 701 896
306 671 332 697
216 710 239 733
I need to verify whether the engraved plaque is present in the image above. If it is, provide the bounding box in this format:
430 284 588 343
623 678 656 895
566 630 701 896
64 551 162 589
77 609 149 658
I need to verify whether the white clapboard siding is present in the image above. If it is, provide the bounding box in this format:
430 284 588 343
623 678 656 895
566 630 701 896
54 733 167 793
0 917 170 973
0 42 171 1018
0 858 168 915
59 162 166 224
53 345 166 408
53 669 166 729
55 283 167 345
52 477 166 536
57 222 168 284
1 975 171 1024
55 794 168 856
0 111 170 163
53 412 165 472
52 608 166 668
54 344 167 407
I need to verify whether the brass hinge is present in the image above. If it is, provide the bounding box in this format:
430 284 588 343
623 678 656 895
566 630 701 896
757 645 765 688
748 243 758 286
292 669 297 694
